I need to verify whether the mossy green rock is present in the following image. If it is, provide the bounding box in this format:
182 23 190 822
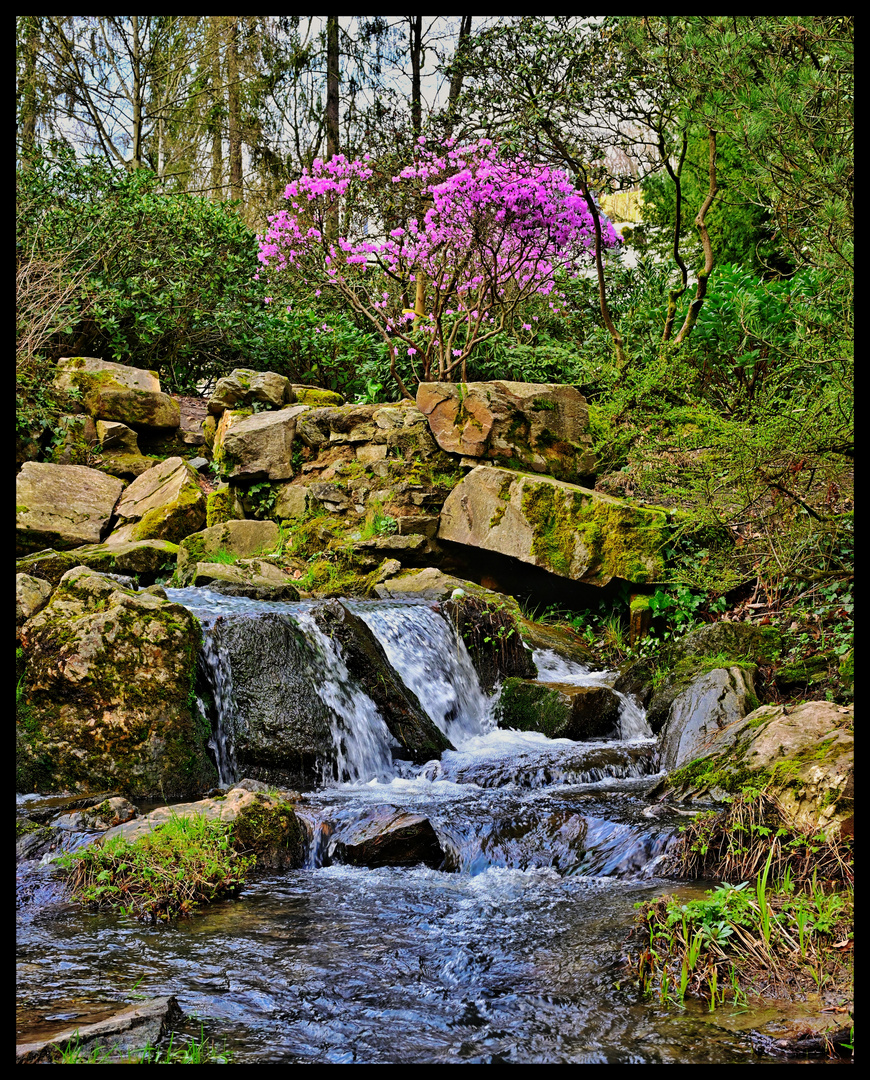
438 465 669 586
17 566 214 798
113 456 206 546
291 386 345 406
663 701 853 841
176 519 280 585
496 677 623 740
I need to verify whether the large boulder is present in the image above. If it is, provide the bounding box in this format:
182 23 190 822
438 465 669 586
16 573 53 626
496 678 623 740
111 456 206 545
330 808 444 869
189 559 300 600
441 593 537 693
16 461 125 555
54 356 161 395
194 613 335 789
417 381 596 480
213 405 308 482
207 369 295 414
17 566 214 798
310 599 455 763
176 519 280 584
662 701 853 841
657 666 759 771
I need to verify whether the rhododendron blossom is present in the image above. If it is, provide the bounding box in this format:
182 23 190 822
257 139 620 396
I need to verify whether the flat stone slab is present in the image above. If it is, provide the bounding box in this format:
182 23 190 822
438 465 668 586
16 996 184 1063
54 356 161 394
16 462 125 555
113 456 205 544
176 519 280 583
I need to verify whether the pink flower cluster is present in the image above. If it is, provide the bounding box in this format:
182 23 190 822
257 139 621 384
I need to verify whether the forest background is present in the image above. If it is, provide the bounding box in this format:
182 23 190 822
15 15 853 678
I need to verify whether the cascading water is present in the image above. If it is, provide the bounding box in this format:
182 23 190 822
20 587 763 1064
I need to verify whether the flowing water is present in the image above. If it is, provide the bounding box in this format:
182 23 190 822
16 590 777 1063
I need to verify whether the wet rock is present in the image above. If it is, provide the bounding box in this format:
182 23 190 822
189 558 299 598
51 796 138 831
331 808 444 869
442 594 537 693
67 537 179 584
311 599 454 762
496 678 622 740
16 996 185 1064
16 462 125 555
438 465 669 587
196 613 335 789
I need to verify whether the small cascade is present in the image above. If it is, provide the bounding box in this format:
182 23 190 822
349 600 495 743
533 648 653 741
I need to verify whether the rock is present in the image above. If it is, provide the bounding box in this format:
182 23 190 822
214 405 307 482
438 465 669 586
16 462 125 555
176 519 280 584
657 666 758 771
194 614 335 789
190 559 299 599
53 356 160 394
208 369 295 414
52 796 138 831
205 484 246 527
496 678 623 740
67 538 179 583
272 482 308 521
16 573 53 625
373 567 506 603
91 387 180 432
671 620 782 665
97 451 159 479
96 420 140 453
442 594 537 692
516 619 597 669
353 533 441 568
16 549 87 586
16 996 185 1064
664 701 853 840
331 808 444 868
291 385 345 406
417 380 596 480
18 566 214 798
51 414 99 464
395 514 440 538
310 599 454 762
112 456 205 545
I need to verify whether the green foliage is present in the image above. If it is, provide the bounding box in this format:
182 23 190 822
57 1025 233 1064
55 812 255 921
16 143 383 394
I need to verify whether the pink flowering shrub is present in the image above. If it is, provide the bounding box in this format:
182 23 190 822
257 138 620 396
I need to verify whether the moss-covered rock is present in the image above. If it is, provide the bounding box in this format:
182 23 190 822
17 566 214 798
438 465 669 586
442 594 537 693
496 678 622 740
112 457 206 546
176 519 280 585
291 386 344 406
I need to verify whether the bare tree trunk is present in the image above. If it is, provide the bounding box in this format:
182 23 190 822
130 15 142 168
661 129 689 343
19 17 40 165
409 16 422 139
674 128 718 344
227 17 243 203
444 15 471 137
326 16 339 159
209 17 223 199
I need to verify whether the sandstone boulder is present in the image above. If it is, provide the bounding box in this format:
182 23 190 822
16 573 53 625
91 387 180 432
208 368 295 414
67 537 179 583
214 405 308 482
54 356 161 394
657 666 758 771
663 701 853 840
417 380 596 480
438 465 668 586
16 461 125 555
176 519 280 584
112 456 205 544
189 559 299 599
17 566 214 798
96 420 140 453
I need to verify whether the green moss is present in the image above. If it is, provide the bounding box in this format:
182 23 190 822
519 477 668 584
206 488 239 528
229 797 305 869
293 388 343 406
496 678 570 737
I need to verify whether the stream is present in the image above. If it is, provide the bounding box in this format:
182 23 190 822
16 590 788 1063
